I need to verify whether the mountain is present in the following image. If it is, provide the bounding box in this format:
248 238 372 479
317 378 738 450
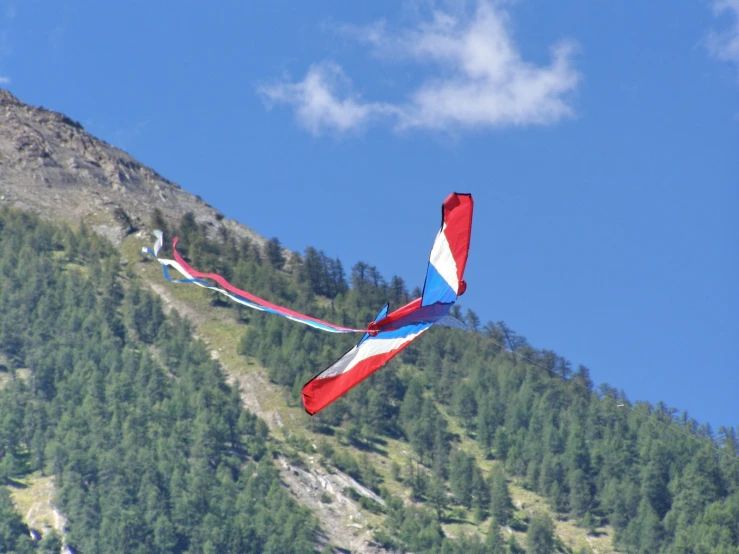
0 89 737 554
0 88 390 553
0 89 263 247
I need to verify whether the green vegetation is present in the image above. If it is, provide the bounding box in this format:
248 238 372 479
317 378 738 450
166 210 739 553
0 486 36 553
0 209 317 553
1 206 737 553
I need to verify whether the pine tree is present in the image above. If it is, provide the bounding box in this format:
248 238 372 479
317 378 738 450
490 465 514 524
485 518 505 554
265 237 286 270
476 399 495 458
449 450 474 508
0 488 35 553
526 512 555 554
428 477 448 522
453 382 478 433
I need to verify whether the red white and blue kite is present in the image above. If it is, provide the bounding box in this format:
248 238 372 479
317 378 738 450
144 192 474 415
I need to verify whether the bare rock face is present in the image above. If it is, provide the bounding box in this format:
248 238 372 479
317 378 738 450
0 89 264 246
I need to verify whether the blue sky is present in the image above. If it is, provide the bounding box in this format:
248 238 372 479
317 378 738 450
1 0 737 431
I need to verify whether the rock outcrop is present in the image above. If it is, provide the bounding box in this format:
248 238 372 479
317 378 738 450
0 89 264 246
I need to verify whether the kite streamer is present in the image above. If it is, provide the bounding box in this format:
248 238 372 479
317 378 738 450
142 231 370 334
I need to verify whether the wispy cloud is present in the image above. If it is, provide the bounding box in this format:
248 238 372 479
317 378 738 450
0 76 10 85
708 0 739 71
258 63 394 135
258 1 580 136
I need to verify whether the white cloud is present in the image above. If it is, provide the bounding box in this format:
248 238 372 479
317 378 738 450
708 0 739 69
258 63 394 135
259 1 580 136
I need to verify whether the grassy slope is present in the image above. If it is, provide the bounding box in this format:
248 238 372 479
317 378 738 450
8 473 66 538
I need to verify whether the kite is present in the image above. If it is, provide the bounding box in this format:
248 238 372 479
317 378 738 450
302 192 473 414
143 192 473 415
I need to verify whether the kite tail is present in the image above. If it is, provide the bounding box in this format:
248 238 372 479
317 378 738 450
142 232 370 334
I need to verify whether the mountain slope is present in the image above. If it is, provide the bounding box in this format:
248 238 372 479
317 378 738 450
1 89 737 554
0 89 262 247
0 209 319 553
0 88 389 552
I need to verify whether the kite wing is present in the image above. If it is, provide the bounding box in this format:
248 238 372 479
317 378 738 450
302 306 432 415
421 192 474 306
143 234 368 334
302 192 474 414
435 315 469 331
362 192 474 333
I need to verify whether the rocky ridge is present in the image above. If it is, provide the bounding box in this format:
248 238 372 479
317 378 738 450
0 89 264 246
